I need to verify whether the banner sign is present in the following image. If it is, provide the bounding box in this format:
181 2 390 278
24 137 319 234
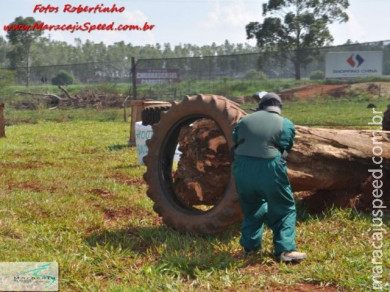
325 51 383 78
136 68 180 85
135 122 181 165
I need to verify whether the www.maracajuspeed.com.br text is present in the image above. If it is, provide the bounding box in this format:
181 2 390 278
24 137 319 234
3 22 155 33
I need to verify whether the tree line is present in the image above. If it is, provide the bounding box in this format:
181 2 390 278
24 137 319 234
0 36 259 69
2 0 390 86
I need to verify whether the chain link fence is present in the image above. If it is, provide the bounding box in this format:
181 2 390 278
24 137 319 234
5 40 390 99
134 40 390 99
10 61 132 86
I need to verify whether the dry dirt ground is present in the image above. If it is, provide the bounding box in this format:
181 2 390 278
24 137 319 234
279 84 349 99
278 82 390 100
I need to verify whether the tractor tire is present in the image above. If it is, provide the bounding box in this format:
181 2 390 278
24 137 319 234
143 94 247 234
142 106 172 126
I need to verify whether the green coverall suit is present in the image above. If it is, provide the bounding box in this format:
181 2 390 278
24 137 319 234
232 110 296 256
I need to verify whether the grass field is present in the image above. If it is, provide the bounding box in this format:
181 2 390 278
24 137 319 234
3 93 389 128
0 79 306 102
0 94 389 291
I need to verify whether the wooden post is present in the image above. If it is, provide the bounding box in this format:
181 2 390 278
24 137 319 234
0 103 5 138
128 100 144 146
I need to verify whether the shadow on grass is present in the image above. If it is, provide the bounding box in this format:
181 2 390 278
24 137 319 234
86 227 159 253
85 204 383 278
86 224 240 253
296 199 390 225
107 144 129 151
85 224 243 276
113 164 141 169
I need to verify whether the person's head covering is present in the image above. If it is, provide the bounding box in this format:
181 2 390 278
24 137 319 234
253 91 268 102
258 92 282 114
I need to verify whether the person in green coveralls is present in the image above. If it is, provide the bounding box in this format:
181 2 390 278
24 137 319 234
232 92 307 263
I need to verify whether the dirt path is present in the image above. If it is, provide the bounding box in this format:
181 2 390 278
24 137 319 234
278 82 390 100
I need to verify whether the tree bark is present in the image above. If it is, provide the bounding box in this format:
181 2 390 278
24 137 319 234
293 51 301 81
173 119 230 206
289 126 390 211
288 126 390 190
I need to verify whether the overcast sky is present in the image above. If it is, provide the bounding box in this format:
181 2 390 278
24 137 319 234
0 0 389 47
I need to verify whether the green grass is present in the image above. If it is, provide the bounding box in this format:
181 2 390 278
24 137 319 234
284 95 390 128
2 78 389 129
3 107 125 125
0 111 389 291
0 79 309 106
2 75 390 105
0 83 132 100
239 95 390 128
136 79 313 99
3 93 389 128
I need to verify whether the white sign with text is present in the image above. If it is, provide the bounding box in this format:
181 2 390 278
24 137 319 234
325 51 383 78
135 122 181 165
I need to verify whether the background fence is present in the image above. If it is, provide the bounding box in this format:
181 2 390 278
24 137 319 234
13 61 132 86
7 40 390 99
134 40 390 99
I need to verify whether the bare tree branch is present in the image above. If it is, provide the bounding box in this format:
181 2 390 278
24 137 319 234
123 95 130 122
57 85 76 100
15 91 68 101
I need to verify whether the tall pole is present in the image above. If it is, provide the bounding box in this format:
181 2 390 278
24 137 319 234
131 57 137 100
0 103 5 138
26 47 30 87
129 57 138 146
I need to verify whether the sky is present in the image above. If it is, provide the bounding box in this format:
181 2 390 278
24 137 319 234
0 0 389 47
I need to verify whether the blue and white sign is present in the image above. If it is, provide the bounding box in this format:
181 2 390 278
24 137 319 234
135 121 181 165
325 51 383 78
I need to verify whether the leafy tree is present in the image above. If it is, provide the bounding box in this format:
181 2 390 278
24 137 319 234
162 43 174 58
245 69 267 80
6 16 43 86
309 70 325 80
0 37 10 68
0 69 14 89
246 0 349 80
51 70 74 86
6 45 24 69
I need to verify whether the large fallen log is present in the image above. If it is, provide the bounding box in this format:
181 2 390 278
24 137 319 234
289 126 389 211
289 126 390 190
